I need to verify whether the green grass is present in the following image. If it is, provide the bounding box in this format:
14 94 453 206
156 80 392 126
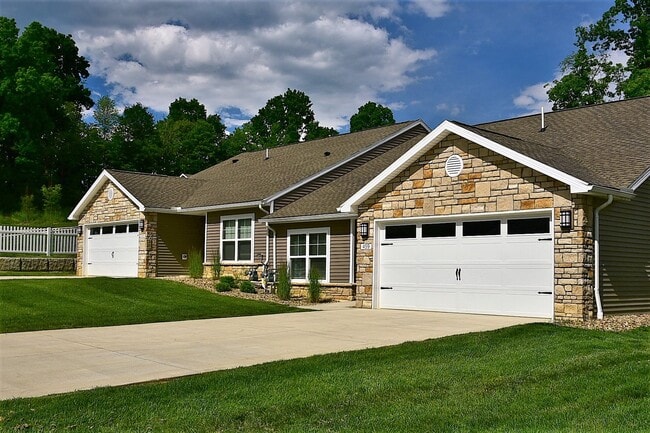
0 278 302 333
0 324 647 432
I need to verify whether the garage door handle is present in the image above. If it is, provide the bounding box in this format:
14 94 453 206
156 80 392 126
538 238 552 241
381 243 393 246
380 286 393 290
538 291 552 295
455 268 462 281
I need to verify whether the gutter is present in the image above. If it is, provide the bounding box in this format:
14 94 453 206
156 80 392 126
594 194 614 320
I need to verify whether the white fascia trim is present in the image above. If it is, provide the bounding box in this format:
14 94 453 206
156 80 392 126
174 201 262 214
338 120 593 213
260 212 357 224
261 121 430 205
629 167 650 191
67 170 145 220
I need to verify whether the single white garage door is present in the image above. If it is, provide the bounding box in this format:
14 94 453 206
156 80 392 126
378 214 553 318
86 223 139 277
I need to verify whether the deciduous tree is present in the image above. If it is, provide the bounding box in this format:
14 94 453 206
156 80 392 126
350 101 395 132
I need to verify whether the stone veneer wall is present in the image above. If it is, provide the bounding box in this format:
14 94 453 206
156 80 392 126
76 181 157 278
355 134 595 320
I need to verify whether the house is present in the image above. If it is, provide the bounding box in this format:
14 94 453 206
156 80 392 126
69 97 650 320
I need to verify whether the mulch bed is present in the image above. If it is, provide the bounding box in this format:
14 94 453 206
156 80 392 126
163 277 649 331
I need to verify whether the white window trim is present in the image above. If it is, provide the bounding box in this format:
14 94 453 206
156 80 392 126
220 213 255 264
287 227 330 283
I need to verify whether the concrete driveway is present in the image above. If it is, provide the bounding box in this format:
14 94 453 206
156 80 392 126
0 302 542 399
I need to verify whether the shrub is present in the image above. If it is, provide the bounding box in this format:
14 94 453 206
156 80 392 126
219 275 237 288
239 280 257 294
276 265 291 301
215 281 232 292
41 184 62 217
211 251 222 280
19 194 37 222
187 249 204 278
308 267 321 303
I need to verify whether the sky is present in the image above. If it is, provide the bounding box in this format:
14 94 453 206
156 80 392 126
3 0 615 132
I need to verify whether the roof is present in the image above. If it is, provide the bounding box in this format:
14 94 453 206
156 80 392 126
471 97 650 190
182 121 420 208
339 97 650 213
107 170 206 209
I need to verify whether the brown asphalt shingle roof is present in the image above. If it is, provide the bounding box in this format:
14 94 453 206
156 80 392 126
470 96 650 190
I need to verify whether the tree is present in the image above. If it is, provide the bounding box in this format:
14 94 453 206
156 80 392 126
0 18 93 211
246 89 337 149
547 0 650 109
93 95 120 139
350 101 395 132
112 103 161 173
156 98 226 174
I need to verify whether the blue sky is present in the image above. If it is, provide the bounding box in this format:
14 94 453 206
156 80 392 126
4 0 613 132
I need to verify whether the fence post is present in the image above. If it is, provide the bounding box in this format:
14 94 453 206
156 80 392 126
46 227 52 257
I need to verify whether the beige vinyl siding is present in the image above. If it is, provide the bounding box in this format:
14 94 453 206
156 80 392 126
156 214 205 276
205 208 269 263
599 179 650 314
272 219 352 283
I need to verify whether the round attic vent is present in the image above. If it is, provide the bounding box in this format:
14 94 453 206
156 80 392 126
445 154 463 177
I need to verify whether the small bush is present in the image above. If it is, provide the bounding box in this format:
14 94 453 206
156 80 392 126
19 194 37 222
41 184 63 217
308 267 321 303
239 280 257 294
276 265 291 301
215 281 232 292
219 275 237 288
187 249 204 278
211 251 222 280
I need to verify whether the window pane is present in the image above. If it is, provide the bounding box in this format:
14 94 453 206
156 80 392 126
310 258 326 279
222 241 236 260
290 234 306 256
309 233 327 256
115 224 127 233
385 225 416 239
238 218 252 239
223 220 236 240
290 258 306 279
128 224 139 233
238 240 251 261
463 220 500 236
507 217 550 235
102 226 113 234
90 227 100 235
422 223 456 238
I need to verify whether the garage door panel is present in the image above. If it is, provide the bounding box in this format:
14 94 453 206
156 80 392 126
378 214 553 318
86 227 139 277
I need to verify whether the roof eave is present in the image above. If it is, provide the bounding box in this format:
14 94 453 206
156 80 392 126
68 170 146 220
260 212 357 224
338 120 597 213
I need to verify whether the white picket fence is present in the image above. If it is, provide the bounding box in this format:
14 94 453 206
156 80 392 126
0 226 78 256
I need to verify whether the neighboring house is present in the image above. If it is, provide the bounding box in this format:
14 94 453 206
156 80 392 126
69 97 650 320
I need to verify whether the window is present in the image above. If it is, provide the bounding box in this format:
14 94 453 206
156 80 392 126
507 217 550 235
101 226 113 235
221 215 254 262
463 220 500 236
288 228 329 281
385 225 416 239
128 223 139 233
90 227 101 235
115 224 127 233
422 222 456 238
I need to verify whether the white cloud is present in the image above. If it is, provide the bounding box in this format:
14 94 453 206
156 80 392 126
513 82 553 114
436 102 463 117
75 4 438 130
408 0 451 19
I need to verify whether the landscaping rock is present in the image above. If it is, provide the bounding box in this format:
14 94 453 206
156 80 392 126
0 258 21 271
20 258 49 271
557 314 650 332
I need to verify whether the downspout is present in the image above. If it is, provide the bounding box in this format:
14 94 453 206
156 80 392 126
594 195 613 320
258 203 276 268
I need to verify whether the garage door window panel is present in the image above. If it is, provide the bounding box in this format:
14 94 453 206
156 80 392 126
463 220 500 236
288 229 329 281
507 217 550 235
385 225 417 239
221 215 254 262
422 223 456 238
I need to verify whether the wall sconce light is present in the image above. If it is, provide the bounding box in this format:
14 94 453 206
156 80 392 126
138 219 145 232
560 209 572 230
360 222 369 239
77 226 83 236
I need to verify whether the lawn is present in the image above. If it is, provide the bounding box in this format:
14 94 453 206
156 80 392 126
0 278 302 333
0 324 648 432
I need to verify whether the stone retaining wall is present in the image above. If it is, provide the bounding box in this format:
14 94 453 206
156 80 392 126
0 257 76 272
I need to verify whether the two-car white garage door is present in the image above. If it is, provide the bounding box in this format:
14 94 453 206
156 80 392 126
377 213 554 318
86 223 139 277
